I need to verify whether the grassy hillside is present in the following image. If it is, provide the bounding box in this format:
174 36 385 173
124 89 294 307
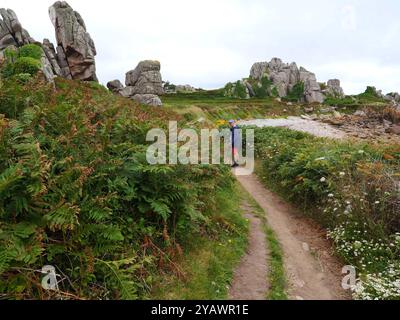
162 91 305 123
0 74 248 300
162 87 391 125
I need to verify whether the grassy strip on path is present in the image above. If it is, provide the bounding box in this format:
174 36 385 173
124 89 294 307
152 181 288 300
239 186 288 300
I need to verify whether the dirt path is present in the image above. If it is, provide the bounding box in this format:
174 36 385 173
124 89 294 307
229 202 269 300
236 174 350 300
240 117 347 139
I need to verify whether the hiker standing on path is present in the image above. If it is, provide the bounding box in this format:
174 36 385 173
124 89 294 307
229 120 241 168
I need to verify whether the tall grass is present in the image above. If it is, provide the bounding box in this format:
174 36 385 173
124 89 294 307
254 127 400 300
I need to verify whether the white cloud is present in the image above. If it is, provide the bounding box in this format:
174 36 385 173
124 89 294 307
315 61 400 94
2 0 399 94
341 5 357 31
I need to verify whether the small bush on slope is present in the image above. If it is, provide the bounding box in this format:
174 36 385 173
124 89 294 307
0 76 236 299
18 44 44 60
254 127 400 300
1 44 43 79
284 81 304 102
13 57 41 76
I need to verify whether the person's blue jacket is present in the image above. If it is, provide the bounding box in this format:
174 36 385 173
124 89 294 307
230 125 241 149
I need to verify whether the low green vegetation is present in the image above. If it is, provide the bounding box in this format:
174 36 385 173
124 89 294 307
0 74 241 300
18 44 43 60
1 44 43 79
241 189 287 300
254 127 400 300
152 186 248 300
324 86 388 108
224 81 248 99
284 81 305 102
250 77 277 99
264 226 287 300
162 90 305 123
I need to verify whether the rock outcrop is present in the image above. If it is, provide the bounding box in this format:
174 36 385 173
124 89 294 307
1 2 97 83
176 84 198 93
384 92 400 108
250 58 325 103
133 94 162 107
107 79 124 93
0 9 34 51
325 79 345 98
125 60 163 95
42 38 63 77
49 1 97 81
107 60 164 106
0 9 57 82
300 67 324 104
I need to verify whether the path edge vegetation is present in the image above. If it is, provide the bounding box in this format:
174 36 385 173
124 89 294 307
151 184 249 300
253 127 400 300
240 186 288 300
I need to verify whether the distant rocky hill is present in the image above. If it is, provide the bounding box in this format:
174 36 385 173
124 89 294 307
225 57 345 103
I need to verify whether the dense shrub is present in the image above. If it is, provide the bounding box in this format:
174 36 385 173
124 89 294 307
13 57 41 76
0 76 51 118
0 44 42 79
284 81 304 102
252 77 273 99
1 47 18 78
223 81 248 99
18 44 43 60
0 77 235 299
324 96 356 106
362 86 380 98
354 87 387 104
254 127 400 300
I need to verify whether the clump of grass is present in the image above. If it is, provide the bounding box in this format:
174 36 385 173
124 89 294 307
152 186 249 300
264 226 287 300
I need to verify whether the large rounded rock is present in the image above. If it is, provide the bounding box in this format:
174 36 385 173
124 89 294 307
300 67 324 104
133 94 162 107
107 79 124 93
125 60 163 95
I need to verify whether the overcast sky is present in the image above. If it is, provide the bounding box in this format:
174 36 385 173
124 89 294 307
3 0 400 94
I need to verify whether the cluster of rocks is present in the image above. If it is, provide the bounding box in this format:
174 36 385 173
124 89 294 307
374 88 400 108
249 58 344 103
0 9 34 51
107 60 164 106
175 84 198 93
0 1 97 82
318 108 400 142
384 92 400 105
324 79 345 98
